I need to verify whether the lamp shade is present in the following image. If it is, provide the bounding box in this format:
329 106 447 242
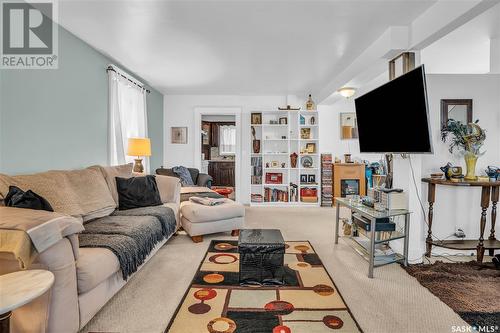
127 138 151 157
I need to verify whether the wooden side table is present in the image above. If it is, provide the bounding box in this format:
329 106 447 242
422 178 500 262
0 270 54 333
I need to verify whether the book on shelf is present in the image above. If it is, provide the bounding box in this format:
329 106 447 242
251 156 262 184
264 187 289 202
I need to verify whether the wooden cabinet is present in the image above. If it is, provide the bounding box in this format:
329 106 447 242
333 163 366 205
209 162 235 186
210 123 220 147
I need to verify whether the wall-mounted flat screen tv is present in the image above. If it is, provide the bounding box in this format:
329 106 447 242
354 65 432 154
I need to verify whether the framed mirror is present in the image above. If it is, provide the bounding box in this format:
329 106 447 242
340 113 358 140
440 99 472 128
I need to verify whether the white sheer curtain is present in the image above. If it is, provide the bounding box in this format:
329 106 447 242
219 125 236 155
108 66 149 172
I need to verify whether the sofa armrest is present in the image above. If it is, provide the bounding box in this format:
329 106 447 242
0 237 80 333
196 173 213 188
156 175 181 205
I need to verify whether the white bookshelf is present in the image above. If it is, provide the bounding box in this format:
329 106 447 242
250 110 320 206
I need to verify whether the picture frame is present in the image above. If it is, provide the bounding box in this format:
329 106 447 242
308 174 316 184
265 173 283 184
171 127 188 144
300 128 311 139
340 113 358 139
300 174 308 183
305 143 316 153
271 160 279 168
440 99 472 128
279 117 287 125
251 112 262 125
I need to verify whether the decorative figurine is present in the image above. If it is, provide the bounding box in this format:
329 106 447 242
306 94 316 111
251 126 260 154
486 166 499 181
440 162 463 180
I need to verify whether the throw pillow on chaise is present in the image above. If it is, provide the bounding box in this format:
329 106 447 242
171 166 195 186
115 175 162 210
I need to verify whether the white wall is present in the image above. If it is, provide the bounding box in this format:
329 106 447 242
422 74 500 244
318 72 388 162
163 95 300 204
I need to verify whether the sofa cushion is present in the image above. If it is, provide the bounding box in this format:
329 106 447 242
89 163 133 206
76 247 120 294
163 202 180 228
155 175 181 204
0 168 115 222
180 199 245 223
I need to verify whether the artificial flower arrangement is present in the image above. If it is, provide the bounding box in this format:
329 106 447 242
441 119 486 181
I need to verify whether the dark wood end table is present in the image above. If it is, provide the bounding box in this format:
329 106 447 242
422 178 500 262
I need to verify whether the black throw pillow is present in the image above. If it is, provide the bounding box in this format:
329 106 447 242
4 185 54 211
115 175 162 210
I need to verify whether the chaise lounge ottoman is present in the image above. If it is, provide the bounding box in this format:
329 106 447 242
180 199 245 242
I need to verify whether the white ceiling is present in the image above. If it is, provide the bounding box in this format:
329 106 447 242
58 0 436 95
421 3 500 74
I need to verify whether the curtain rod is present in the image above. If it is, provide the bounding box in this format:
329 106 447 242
106 66 151 94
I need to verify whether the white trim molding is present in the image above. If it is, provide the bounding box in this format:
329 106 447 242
194 107 242 202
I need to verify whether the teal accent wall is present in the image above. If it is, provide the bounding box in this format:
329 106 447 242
0 27 163 175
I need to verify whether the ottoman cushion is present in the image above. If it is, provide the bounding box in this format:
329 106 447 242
180 199 244 223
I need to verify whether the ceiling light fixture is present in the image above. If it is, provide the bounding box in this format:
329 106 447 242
337 87 356 99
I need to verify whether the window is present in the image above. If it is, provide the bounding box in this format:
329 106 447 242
107 65 149 171
219 125 236 155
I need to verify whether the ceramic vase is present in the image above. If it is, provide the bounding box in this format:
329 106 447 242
290 153 298 168
253 140 260 154
464 152 478 181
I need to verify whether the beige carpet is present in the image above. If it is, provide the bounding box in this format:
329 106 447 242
81 207 468 333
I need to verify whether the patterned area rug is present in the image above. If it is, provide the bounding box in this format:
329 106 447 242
166 240 362 333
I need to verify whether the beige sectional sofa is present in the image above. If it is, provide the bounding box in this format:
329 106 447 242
0 164 181 333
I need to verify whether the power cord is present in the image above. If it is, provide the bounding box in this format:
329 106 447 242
408 155 449 243
407 252 474 264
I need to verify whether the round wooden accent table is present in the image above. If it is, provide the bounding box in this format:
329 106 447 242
214 188 233 198
0 270 54 333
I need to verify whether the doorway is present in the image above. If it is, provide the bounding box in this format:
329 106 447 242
194 107 242 202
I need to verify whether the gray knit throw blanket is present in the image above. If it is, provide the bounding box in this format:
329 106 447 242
79 206 176 280
180 190 223 202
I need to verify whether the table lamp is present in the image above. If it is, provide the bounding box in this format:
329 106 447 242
127 138 151 173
